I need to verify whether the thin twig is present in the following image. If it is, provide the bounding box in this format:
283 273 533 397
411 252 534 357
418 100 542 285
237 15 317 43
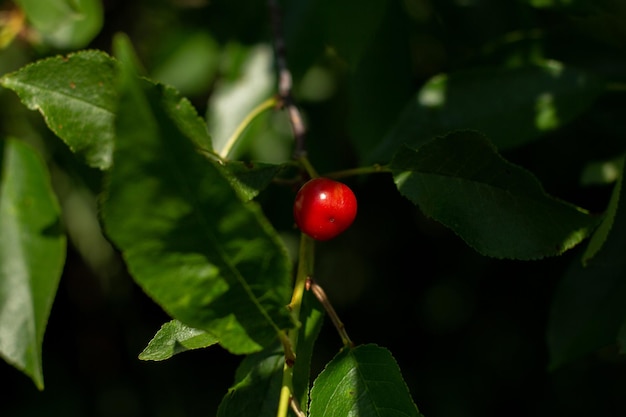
306 278 354 348
290 396 307 417
267 0 307 159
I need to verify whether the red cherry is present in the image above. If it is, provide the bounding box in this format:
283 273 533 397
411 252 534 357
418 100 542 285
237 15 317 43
293 178 357 241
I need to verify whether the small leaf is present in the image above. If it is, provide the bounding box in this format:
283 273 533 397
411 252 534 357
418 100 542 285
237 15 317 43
0 50 118 170
15 0 103 49
548 155 626 369
391 130 599 259
223 161 284 201
138 320 219 361
0 138 66 390
370 62 604 163
309 344 423 417
102 35 294 355
217 346 284 417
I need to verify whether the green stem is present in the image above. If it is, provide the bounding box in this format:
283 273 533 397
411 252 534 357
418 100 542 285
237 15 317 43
219 96 278 159
277 234 315 417
324 164 391 179
297 155 319 179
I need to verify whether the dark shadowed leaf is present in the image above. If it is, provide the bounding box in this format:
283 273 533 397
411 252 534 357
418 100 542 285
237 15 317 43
309 344 423 417
217 346 284 417
292 290 325 416
548 155 626 369
391 130 599 259
582 157 623 265
138 320 219 361
283 0 387 73
0 138 66 390
370 62 604 164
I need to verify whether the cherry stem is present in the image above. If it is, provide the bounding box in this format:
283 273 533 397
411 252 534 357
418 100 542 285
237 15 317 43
324 164 391 179
297 154 319 179
306 277 354 348
219 96 278 159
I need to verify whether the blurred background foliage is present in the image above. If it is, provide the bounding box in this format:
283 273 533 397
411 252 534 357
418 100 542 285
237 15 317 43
2 0 626 416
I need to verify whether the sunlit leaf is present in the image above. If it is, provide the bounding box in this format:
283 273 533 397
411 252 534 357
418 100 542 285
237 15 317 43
391 130 599 259
102 35 294 355
138 320 219 361
309 344 423 417
0 50 117 170
0 138 66 390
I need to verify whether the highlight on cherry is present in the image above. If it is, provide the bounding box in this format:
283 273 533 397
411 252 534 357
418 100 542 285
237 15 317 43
293 177 358 241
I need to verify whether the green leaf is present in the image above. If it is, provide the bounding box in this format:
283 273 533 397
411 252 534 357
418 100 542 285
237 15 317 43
370 62 604 164
138 319 219 361
0 47 213 169
223 161 284 201
160 82 213 152
309 344 423 417
582 157 624 265
0 50 118 170
293 290 325 415
548 156 626 369
217 292 324 417
15 0 103 49
102 35 294 355
217 346 284 417
0 138 66 390
391 130 599 259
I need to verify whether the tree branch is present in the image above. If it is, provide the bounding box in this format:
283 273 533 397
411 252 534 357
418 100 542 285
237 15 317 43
267 0 307 159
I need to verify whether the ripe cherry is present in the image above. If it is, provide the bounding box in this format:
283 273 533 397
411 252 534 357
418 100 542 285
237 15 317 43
293 178 357 241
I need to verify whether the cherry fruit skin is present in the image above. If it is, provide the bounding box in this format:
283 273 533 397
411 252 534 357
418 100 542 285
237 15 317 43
293 178 357 241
